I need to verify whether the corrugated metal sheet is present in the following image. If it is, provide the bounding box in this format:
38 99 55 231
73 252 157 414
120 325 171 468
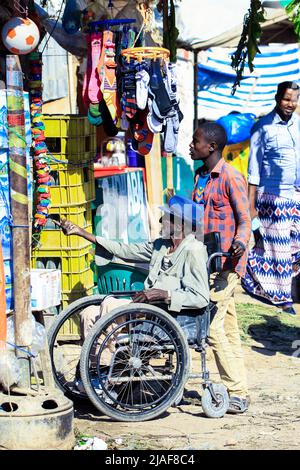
198 44 300 120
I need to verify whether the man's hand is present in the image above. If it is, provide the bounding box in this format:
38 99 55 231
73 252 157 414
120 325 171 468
131 291 148 303
230 241 246 258
132 289 169 303
53 218 81 236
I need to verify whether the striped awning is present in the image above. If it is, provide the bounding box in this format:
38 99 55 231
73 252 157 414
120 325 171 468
198 44 300 120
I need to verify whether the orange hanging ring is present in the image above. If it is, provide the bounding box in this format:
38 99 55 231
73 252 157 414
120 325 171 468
121 47 170 63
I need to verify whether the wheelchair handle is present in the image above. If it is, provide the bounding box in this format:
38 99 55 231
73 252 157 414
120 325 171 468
206 251 231 277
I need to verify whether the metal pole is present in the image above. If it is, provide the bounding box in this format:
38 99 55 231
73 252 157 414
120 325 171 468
193 50 199 132
6 55 31 386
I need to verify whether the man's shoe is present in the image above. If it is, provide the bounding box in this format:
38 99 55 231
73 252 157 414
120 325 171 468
227 396 249 414
281 306 297 315
74 379 86 394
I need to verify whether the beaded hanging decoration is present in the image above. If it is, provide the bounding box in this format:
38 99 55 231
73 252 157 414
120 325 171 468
28 51 52 245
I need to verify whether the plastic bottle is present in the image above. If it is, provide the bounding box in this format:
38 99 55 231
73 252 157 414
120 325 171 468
126 140 145 167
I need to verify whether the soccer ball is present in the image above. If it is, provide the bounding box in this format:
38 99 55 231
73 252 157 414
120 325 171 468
1 17 40 55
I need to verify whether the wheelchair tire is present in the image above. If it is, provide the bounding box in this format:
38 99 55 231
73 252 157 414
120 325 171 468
201 383 229 418
47 294 105 400
80 303 190 422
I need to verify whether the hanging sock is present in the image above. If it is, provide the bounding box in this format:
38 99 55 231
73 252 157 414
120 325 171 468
101 34 121 126
135 68 150 110
130 108 154 156
121 60 137 119
82 33 92 110
88 103 103 126
148 59 173 118
100 100 119 137
147 97 164 133
88 31 103 104
97 30 111 88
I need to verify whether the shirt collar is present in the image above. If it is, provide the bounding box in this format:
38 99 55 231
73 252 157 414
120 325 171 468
210 158 225 176
272 108 296 126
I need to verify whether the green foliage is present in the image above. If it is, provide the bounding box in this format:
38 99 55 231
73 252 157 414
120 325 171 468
231 0 265 95
286 0 300 37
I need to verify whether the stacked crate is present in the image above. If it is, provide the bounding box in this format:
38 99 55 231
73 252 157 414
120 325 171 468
31 115 96 309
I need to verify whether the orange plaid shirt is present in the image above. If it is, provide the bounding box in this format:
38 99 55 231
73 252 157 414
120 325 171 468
193 159 251 277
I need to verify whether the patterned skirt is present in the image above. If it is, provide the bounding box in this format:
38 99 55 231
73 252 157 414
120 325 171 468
242 191 300 306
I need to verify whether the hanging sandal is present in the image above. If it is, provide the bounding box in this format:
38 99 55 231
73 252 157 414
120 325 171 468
227 396 249 414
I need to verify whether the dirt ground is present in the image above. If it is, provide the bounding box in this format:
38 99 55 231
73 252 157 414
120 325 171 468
73 290 300 451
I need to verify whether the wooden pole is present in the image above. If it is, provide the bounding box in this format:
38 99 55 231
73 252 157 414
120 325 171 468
144 134 163 239
6 55 31 386
193 50 198 132
162 0 174 196
0 243 6 351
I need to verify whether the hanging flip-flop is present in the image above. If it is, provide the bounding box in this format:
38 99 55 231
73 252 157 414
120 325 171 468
88 31 103 104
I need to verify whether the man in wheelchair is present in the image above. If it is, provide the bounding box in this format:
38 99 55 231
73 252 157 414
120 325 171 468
53 196 234 420
57 194 209 336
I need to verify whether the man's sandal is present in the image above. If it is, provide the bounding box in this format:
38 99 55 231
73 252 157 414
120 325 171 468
227 396 249 414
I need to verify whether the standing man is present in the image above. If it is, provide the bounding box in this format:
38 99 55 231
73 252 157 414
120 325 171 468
243 81 300 315
190 122 251 413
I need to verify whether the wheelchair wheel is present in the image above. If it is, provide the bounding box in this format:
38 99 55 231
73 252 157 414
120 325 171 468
201 383 229 418
80 303 190 422
47 294 105 400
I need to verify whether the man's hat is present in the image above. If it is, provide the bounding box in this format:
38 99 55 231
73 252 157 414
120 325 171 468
160 195 204 226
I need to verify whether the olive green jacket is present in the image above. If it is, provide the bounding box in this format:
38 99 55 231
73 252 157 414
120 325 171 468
95 234 209 313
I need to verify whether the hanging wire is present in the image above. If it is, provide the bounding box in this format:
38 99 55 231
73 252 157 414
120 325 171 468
13 0 28 16
108 0 114 18
41 0 65 54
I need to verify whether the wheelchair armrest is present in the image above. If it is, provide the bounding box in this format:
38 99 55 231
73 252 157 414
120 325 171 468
108 290 142 297
206 251 231 276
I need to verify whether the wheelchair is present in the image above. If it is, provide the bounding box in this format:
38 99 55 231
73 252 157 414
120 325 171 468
48 235 231 422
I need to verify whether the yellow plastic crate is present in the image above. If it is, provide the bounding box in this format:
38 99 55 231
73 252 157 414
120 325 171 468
58 314 81 338
49 164 95 206
61 286 94 309
49 150 95 166
31 246 94 272
44 114 96 138
38 223 92 251
46 135 96 156
58 285 95 337
45 204 92 231
61 268 94 293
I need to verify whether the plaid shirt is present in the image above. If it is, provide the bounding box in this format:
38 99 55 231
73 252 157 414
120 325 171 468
193 159 251 277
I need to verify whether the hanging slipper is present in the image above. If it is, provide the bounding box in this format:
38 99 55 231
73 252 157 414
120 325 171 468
88 31 103 104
